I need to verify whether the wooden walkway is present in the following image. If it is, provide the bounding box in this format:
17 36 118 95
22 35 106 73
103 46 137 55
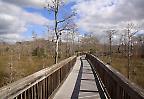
53 56 101 99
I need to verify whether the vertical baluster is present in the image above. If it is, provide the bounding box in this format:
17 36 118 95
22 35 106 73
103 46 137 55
53 73 55 91
124 91 127 99
61 67 64 81
40 81 43 99
44 78 47 99
53 72 56 90
116 85 121 99
48 76 50 97
42 79 46 99
34 84 38 99
37 82 40 99
18 94 22 99
62 67 64 81
45 78 47 98
52 73 55 91
31 86 34 99
46 77 49 98
51 74 53 92
56 71 58 88
36 83 40 99
21 94 23 99
28 88 32 99
48 75 52 96
24 91 27 99
55 72 57 89
60 68 62 82
56 70 59 87
58 69 61 84
63 66 65 80
121 87 124 99
25 89 29 99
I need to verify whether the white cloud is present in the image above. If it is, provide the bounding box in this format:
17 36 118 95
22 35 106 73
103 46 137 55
0 0 51 42
1 0 46 8
0 34 23 43
73 0 144 38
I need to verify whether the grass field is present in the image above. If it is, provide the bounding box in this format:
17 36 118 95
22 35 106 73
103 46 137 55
0 40 71 88
0 55 55 88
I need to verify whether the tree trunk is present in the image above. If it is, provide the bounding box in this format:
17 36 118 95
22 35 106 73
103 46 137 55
109 36 112 64
54 0 59 64
127 29 131 79
55 38 59 64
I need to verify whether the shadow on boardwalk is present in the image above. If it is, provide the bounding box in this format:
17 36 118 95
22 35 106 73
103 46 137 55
71 56 100 99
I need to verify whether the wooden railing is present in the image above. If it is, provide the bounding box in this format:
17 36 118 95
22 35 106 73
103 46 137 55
0 56 76 99
86 54 144 99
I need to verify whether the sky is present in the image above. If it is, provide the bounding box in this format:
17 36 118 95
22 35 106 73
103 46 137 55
0 0 144 43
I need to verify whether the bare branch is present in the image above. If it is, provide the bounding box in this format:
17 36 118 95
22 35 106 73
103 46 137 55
130 30 139 37
57 13 76 23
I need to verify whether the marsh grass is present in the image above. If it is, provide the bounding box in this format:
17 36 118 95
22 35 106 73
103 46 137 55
0 55 55 88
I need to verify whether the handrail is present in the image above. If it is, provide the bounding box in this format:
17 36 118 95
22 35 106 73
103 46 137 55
0 56 76 99
86 54 144 99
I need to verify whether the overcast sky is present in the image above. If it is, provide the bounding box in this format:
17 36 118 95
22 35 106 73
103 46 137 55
0 0 144 42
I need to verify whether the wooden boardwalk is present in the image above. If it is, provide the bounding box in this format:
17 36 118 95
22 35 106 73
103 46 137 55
53 56 101 99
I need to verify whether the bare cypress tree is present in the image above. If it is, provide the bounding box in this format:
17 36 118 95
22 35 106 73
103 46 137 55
9 48 14 83
70 28 77 55
126 23 138 79
106 30 116 65
44 0 75 63
63 23 77 57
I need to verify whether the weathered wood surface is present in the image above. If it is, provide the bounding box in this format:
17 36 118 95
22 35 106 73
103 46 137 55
53 56 101 99
0 56 76 99
78 56 101 99
86 54 144 99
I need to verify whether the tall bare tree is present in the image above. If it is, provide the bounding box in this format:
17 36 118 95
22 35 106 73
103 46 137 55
45 0 75 63
65 23 77 57
106 30 116 65
64 30 76 57
126 23 138 79
9 48 14 83
117 32 127 56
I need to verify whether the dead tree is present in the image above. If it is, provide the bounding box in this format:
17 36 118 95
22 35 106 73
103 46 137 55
17 42 22 60
126 23 138 79
66 23 77 56
117 32 127 56
44 0 75 63
9 48 14 83
71 28 77 55
65 31 71 57
106 30 116 65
